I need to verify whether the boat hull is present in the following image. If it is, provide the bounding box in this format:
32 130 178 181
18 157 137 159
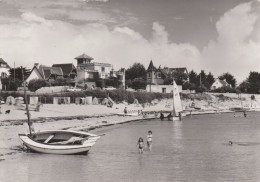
19 130 100 155
229 107 250 112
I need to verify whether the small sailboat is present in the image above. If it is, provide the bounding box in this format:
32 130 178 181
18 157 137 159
229 95 250 112
18 67 100 155
169 81 183 121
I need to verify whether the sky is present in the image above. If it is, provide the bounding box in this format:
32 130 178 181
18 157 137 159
0 0 260 82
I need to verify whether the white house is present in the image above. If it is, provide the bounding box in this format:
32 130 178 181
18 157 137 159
211 78 231 90
26 64 44 82
0 58 10 79
146 84 183 93
75 53 113 79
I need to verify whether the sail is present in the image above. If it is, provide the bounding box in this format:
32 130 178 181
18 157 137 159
172 81 183 117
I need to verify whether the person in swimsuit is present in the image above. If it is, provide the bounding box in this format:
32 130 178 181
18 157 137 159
124 107 128 116
137 137 144 154
146 131 153 151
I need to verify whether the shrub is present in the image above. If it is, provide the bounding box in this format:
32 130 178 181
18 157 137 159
211 86 236 93
28 79 47 92
195 85 208 93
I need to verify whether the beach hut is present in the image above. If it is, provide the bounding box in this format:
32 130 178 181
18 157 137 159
102 98 109 105
53 97 59 104
92 97 99 105
6 96 15 105
53 97 70 104
80 98 86 105
75 97 81 105
64 97 70 104
15 97 24 106
30 96 39 105
133 98 139 105
85 96 92 105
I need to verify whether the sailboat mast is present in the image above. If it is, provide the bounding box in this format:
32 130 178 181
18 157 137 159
172 81 176 117
22 66 32 135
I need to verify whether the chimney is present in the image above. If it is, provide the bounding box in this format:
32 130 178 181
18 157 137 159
34 63 39 68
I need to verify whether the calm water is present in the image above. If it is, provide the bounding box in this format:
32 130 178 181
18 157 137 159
1 112 260 182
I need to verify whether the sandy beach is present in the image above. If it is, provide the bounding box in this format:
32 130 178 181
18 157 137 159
1 92 260 161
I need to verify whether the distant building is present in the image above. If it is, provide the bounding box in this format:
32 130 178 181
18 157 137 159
146 60 165 85
110 68 126 88
26 64 44 82
211 78 231 90
26 64 63 82
0 58 10 78
39 65 63 80
75 53 125 88
26 54 125 89
146 60 189 85
146 84 183 93
52 63 77 79
75 53 113 79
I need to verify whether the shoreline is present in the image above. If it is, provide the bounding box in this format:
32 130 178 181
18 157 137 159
1 95 260 162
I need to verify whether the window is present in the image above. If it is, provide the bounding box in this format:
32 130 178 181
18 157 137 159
101 67 105 72
157 73 161 78
148 73 151 78
162 88 166 93
1 72 7 78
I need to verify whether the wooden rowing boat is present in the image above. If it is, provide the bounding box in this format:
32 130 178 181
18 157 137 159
19 130 100 155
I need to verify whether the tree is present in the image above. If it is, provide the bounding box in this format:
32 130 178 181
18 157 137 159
198 70 207 87
183 82 196 90
1 77 18 91
205 72 215 89
172 70 188 85
104 77 122 88
247 71 260 94
189 70 198 85
219 72 236 88
125 63 147 80
131 77 147 90
9 67 30 82
28 79 47 92
237 81 250 93
96 79 105 89
163 70 188 85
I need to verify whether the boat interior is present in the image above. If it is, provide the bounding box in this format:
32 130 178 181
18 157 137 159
30 132 91 145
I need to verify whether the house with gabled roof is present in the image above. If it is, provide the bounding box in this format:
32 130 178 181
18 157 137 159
0 58 10 78
146 60 188 93
39 65 63 80
146 60 165 85
146 60 189 85
26 64 44 82
26 64 64 82
211 78 231 90
52 63 77 79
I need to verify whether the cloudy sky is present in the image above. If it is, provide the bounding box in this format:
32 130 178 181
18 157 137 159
0 0 260 81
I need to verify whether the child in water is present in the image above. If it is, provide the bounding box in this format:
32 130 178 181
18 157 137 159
146 130 153 151
137 137 144 154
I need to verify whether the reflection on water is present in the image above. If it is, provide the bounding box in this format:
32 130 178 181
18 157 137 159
1 112 260 182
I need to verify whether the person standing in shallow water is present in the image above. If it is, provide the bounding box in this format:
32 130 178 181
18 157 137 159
146 131 153 151
124 107 128 115
137 137 144 154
